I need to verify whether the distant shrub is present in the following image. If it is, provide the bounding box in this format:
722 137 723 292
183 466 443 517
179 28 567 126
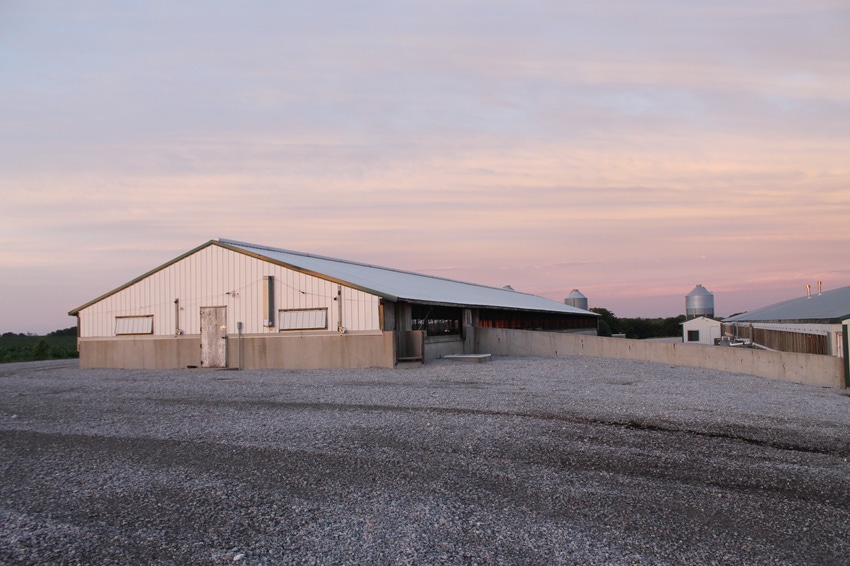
32 338 50 360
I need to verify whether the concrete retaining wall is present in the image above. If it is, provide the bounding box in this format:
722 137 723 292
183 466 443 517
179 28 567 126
79 332 395 370
474 328 845 389
77 328 843 387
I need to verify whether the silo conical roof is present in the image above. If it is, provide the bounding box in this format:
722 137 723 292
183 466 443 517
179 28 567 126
565 289 589 310
566 289 587 299
687 284 712 296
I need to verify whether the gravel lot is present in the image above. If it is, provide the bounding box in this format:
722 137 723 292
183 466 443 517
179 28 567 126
1 356 849 565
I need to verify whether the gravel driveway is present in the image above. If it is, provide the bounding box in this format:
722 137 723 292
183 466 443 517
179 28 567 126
1 357 849 565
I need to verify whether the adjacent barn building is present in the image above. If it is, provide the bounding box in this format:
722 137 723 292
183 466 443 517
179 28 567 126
722 284 850 358
69 239 598 369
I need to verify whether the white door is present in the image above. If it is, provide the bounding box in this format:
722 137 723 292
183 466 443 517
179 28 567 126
200 306 227 368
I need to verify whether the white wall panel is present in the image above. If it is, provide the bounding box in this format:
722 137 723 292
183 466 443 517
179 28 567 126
78 245 382 337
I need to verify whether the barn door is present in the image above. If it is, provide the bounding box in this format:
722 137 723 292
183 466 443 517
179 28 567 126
200 306 227 368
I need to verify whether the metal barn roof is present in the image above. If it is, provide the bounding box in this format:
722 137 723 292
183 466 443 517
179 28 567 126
723 285 850 324
219 238 595 315
69 239 598 316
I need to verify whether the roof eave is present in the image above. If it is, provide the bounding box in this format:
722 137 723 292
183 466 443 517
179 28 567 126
724 317 850 325
398 297 599 316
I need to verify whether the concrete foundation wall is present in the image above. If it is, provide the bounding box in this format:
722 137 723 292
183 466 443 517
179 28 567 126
239 332 395 370
424 336 466 361
79 332 395 370
79 336 203 369
475 328 845 389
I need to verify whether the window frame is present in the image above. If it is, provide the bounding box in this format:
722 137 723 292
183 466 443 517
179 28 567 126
115 315 154 335
278 308 329 331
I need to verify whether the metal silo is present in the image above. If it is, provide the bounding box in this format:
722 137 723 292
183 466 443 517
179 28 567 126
685 284 714 319
565 289 589 310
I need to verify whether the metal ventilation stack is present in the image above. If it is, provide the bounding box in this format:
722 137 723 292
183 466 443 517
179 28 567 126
565 289 589 311
685 284 714 319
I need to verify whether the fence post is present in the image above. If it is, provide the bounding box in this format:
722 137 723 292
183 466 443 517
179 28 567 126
843 324 849 389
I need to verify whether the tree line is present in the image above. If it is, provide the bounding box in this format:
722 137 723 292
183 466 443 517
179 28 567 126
0 327 79 363
591 308 685 340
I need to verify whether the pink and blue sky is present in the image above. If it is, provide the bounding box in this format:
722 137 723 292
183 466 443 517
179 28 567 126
2 1 849 334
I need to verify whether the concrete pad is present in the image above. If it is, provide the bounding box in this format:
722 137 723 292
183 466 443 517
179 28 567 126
444 354 491 363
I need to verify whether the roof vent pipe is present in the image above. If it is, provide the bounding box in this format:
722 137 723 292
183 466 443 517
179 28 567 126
818 281 822 295
807 284 811 298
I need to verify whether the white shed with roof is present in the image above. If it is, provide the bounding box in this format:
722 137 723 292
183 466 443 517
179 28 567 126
682 316 722 345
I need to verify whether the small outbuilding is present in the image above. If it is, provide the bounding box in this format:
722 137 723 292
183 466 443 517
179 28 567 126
682 316 722 345
69 239 598 369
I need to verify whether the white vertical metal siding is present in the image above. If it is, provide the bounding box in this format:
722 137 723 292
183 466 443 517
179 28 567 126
78 246 382 337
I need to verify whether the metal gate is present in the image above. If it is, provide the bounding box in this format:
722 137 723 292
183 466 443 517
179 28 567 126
396 330 424 364
200 306 227 368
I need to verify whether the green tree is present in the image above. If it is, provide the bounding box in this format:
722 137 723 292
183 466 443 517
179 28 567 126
48 326 77 337
32 338 50 360
590 307 621 335
591 308 686 339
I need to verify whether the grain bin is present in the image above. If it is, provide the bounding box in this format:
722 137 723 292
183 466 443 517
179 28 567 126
685 284 714 319
565 289 589 311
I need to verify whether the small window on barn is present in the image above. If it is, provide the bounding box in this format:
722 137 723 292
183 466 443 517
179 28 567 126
279 308 328 331
687 330 700 342
115 316 154 335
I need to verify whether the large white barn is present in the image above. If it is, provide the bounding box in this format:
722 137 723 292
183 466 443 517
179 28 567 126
69 239 598 369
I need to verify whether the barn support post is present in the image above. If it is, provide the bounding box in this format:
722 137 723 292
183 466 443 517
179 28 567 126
237 321 243 370
263 276 275 328
174 298 180 335
842 324 849 389
337 285 344 332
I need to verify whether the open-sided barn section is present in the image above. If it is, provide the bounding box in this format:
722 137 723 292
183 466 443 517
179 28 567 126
69 239 598 369
722 284 850 359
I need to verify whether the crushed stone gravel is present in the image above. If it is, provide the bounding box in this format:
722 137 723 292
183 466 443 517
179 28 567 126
1 356 849 565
